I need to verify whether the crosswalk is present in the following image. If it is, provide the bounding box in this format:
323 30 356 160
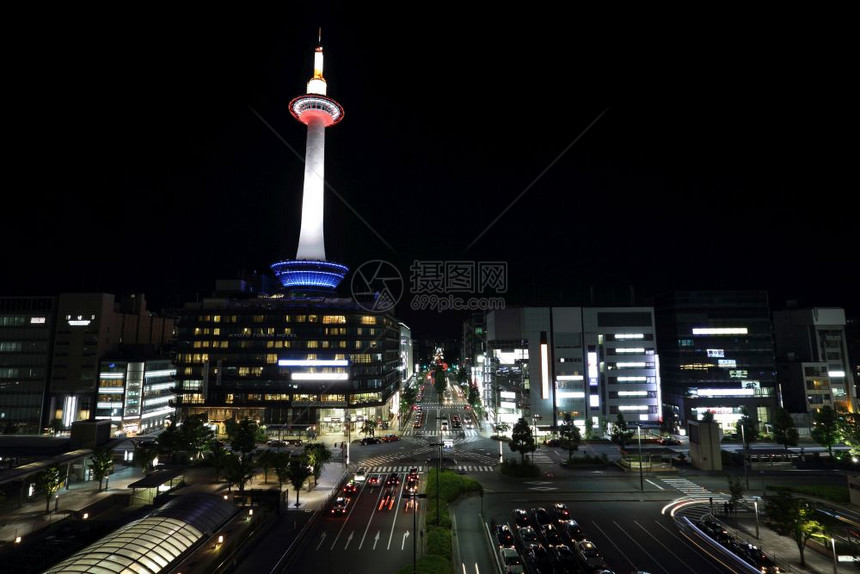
366 464 495 474
660 477 721 498
400 428 481 439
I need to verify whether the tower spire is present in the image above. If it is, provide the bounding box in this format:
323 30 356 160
270 34 347 294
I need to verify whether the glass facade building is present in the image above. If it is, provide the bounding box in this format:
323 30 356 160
654 290 778 435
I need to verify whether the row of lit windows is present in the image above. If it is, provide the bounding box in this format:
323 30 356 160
188 340 371 350
223 392 349 404
193 314 373 324
176 350 386 366
608 376 657 384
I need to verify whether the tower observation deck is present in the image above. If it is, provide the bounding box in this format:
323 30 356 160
271 35 348 294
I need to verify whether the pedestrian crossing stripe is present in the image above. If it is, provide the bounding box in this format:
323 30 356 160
661 478 714 497
368 465 494 473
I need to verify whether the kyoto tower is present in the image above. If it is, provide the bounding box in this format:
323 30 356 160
271 32 349 294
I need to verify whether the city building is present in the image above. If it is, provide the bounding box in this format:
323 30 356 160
653 290 779 436
170 40 402 439
772 306 857 421
400 322 415 384
0 293 174 434
96 345 177 435
483 306 660 436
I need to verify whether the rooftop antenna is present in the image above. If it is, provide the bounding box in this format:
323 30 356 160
318 26 322 44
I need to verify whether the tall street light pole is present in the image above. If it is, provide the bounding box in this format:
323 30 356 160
637 424 644 492
740 423 749 489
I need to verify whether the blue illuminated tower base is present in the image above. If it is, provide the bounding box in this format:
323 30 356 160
270 259 349 295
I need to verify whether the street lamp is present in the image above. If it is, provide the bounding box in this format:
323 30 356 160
409 492 428 574
637 424 644 492
832 537 838 574
830 537 839 574
740 423 749 489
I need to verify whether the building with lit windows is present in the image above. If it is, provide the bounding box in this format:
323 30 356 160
0 293 174 434
654 290 778 435
484 306 661 436
773 306 857 420
169 277 401 437
96 346 176 435
400 322 414 384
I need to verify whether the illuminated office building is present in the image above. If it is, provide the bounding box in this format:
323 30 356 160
483 306 661 436
654 290 778 435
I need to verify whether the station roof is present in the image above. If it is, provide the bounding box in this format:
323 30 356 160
43 492 237 574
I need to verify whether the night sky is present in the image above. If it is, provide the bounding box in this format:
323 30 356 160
5 5 857 339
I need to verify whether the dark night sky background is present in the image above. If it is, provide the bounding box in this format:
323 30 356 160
4 5 857 341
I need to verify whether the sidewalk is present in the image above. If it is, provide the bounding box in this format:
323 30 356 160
724 498 855 573
0 437 354 572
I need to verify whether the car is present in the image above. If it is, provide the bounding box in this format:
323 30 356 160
464 405 471 410
553 544 578 569
498 546 525 574
329 496 350 515
284 438 304 446
361 437 382 445
658 436 681 445
354 467 368 482
378 488 396 511
496 524 515 548
405 476 419 493
559 519 586 543
574 540 609 571
516 525 539 546
512 508 530 528
367 474 380 487
407 466 419 479
552 502 571 521
342 480 359 494
531 506 552 527
381 433 400 442
385 472 401 486
266 439 287 447
523 542 552 569
541 523 563 546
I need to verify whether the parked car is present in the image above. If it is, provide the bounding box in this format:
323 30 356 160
516 525 539 546
531 506 553 527
361 437 382 445
498 546 525 574
496 524 515 548
658 436 681 445
574 540 609 571
381 434 400 442
512 508 530 528
541 523 563 546
559 519 585 543
552 502 571 521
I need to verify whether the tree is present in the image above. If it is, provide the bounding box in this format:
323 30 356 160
558 412 581 459
764 491 825 567
467 384 481 410
181 414 215 458
456 364 468 386
156 419 186 461
508 418 537 464
89 446 114 491
700 410 715 423
35 465 66 515
208 439 231 480
610 413 634 449
494 422 510 434
736 406 756 453
727 474 745 506
812 405 839 459
225 417 259 457
584 417 595 440
48 418 64 436
135 444 159 474
838 410 860 459
360 419 378 438
433 364 447 397
223 453 256 493
773 407 799 450
303 442 332 486
288 457 312 507
272 452 292 507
